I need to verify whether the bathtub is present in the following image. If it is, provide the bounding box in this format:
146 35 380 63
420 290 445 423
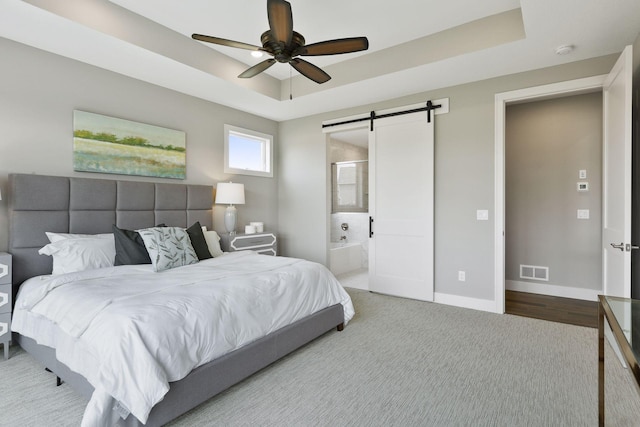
329 242 362 276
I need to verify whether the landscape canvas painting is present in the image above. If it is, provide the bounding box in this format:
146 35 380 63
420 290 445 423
73 110 186 179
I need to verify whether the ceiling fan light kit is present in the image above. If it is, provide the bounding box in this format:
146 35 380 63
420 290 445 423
192 0 369 84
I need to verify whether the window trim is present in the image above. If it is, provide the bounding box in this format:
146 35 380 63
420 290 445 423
224 124 274 178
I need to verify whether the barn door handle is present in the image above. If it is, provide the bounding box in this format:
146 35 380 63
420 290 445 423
369 216 374 238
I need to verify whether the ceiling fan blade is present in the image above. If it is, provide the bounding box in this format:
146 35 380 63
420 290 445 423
238 59 277 78
296 37 369 56
192 34 262 51
290 58 331 84
267 0 293 46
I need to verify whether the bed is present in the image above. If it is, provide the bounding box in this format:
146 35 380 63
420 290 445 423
8 173 354 426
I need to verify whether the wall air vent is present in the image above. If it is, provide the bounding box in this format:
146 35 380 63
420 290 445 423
520 264 549 281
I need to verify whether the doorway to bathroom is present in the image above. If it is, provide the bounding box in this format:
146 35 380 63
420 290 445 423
327 128 369 290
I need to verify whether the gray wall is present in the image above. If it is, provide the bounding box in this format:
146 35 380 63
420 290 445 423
328 138 368 164
278 54 618 301
505 93 603 291
0 38 279 251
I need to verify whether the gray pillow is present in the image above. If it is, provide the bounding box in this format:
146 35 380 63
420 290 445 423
186 221 212 260
138 227 199 272
113 225 151 265
113 224 166 265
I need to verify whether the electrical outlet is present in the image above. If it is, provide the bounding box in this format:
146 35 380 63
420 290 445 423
458 271 466 282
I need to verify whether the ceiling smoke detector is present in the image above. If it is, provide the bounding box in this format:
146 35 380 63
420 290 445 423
555 44 574 55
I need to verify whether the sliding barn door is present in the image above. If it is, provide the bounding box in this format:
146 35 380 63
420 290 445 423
369 112 434 301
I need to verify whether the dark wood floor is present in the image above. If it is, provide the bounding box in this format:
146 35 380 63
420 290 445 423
505 290 598 328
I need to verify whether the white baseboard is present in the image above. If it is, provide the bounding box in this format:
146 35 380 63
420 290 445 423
344 281 369 291
506 280 600 301
434 292 497 313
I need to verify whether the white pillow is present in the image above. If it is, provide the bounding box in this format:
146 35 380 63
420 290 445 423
46 232 113 243
138 227 199 272
39 238 116 275
203 230 224 257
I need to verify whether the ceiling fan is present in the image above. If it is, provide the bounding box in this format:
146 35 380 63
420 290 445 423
192 0 369 84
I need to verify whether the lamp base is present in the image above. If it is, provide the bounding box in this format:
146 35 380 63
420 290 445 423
224 205 237 234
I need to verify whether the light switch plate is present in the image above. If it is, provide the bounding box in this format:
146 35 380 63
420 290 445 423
476 210 489 221
579 169 587 179
577 209 590 219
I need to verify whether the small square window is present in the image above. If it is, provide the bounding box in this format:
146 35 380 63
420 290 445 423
224 125 273 178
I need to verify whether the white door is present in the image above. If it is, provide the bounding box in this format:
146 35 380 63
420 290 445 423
369 112 434 301
603 45 633 298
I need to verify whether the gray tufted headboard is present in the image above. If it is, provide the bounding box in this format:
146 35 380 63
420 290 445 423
8 173 214 293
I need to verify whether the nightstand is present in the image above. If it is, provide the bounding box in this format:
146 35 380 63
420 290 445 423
0 252 12 360
220 232 277 256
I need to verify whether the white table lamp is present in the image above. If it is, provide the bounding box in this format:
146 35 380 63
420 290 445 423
215 182 245 234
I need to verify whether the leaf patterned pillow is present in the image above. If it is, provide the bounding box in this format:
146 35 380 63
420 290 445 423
138 227 199 272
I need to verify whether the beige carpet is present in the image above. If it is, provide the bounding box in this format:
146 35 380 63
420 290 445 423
2 288 640 426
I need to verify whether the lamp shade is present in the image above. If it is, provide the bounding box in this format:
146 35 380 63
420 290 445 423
215 182 245 205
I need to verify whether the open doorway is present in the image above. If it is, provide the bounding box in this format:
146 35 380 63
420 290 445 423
503 93 603 326
327 127 369 290
505 93 603 295
495 75 609 313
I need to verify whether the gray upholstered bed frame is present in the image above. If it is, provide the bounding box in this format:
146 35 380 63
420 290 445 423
8 173 344 426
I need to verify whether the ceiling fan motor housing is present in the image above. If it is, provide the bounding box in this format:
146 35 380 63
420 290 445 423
261 30 305 63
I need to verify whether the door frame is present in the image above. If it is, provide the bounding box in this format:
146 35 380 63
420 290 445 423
494 75 607 314
323 123 369 281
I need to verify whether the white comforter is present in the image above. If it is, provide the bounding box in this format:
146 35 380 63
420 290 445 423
12 251 354 426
